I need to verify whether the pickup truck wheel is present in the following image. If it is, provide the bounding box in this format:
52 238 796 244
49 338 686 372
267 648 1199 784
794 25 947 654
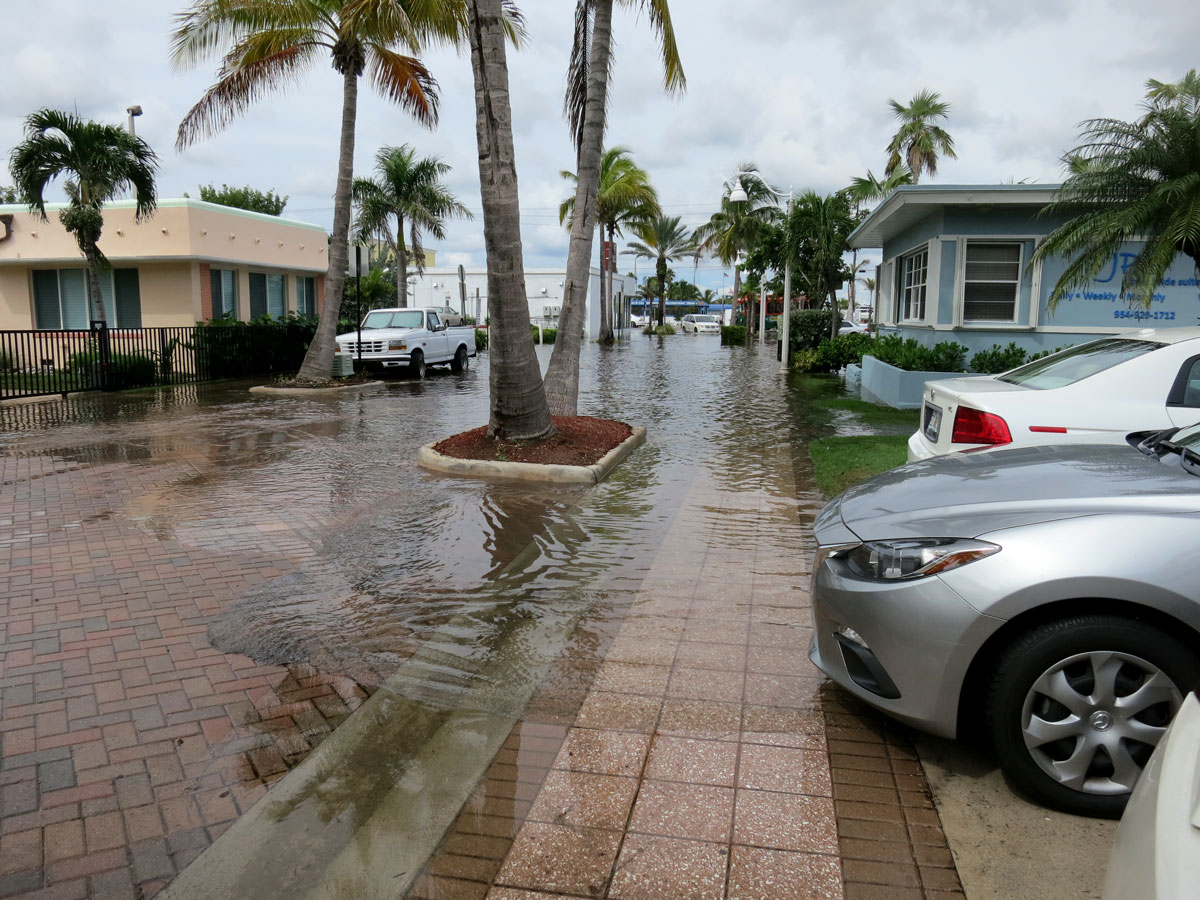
451 346 469 373
409 351 425 380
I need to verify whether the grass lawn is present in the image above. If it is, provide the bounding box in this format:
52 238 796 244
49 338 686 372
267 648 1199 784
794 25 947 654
816 394 921 429
809 434 911 497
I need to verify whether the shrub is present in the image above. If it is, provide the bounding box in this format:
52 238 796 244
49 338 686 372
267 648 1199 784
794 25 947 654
531 324 557 344
721 325 746 345
461 315 477 326
868 335 968 372
67 345 158 388
970 342 1028 374
1027 345 1071 363
192 320 317 379
813 333 877 372
790 309 841 351
789 348 821 373
474 328 488 352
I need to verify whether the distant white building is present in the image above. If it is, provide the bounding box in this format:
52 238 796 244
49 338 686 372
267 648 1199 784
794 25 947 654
403 266 635 338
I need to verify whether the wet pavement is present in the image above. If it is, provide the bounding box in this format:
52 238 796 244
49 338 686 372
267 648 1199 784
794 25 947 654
0 337 964 899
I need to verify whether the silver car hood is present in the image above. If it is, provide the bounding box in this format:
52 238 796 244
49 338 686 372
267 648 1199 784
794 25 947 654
817 444 1200 541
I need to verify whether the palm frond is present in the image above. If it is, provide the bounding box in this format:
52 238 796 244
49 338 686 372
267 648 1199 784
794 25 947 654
366 45 439 127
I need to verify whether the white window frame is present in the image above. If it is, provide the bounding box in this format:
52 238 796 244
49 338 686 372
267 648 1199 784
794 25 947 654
960 240 1023 324
899 246 929 323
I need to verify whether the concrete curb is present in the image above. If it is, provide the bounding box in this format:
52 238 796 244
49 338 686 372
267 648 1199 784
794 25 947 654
249 380 384 397
417 425 646 484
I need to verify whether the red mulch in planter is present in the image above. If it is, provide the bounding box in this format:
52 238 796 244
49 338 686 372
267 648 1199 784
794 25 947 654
434 416 633 467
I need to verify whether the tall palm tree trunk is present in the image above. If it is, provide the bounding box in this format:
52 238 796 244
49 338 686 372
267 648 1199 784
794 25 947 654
602 224 617 343
656 258 666 326
598 225 614 344
397 216 409 307
544 0 613 415
84 244 106 324
468 0 555 441
298 67 357 382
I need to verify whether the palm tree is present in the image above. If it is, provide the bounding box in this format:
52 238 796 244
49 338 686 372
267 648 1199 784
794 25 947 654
466 0 554 440
846 166 913 205
543 0 685 415
625 215 696 327
694 162 781 345
858 274 876 320
353 144 471 308
171 0 463 384
560 146 659 344
9 108 157 325
885 89 957 184
1033 70 1200 310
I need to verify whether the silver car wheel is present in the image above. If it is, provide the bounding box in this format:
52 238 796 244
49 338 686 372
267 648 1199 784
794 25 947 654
1021 650 1182 795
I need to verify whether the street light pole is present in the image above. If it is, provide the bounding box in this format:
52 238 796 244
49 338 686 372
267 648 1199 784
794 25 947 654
728 173 793 370
126 105 143 135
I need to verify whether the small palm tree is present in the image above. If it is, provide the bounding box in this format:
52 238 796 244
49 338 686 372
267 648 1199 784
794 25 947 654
545 0 685 414
171 0 468 382
9 108 157 325
625 215 696 327
858 275 876 317
353 145 471 308
560 146 659 344
885 90 957 184
694 163 782 344
1034 70 1200 309
846 166 913 205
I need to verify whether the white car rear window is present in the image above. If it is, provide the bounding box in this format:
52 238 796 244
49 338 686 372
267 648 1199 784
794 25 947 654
997 338 1164 390
362 310 424 329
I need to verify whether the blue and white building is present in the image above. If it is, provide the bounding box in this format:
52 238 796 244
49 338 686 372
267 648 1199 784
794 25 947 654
849 185 1200 354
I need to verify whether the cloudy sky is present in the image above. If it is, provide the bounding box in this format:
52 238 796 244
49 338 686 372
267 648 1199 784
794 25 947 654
3 0 1198 291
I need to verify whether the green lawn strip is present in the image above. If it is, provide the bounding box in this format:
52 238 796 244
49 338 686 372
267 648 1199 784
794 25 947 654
809 434 911 497
817 394 921 429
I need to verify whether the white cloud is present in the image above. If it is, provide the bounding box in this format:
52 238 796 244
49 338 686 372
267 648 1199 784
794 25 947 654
3 0 1198 288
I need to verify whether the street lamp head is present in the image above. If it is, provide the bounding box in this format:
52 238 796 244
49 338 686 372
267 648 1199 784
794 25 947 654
728 179 748 204
126 105 143 117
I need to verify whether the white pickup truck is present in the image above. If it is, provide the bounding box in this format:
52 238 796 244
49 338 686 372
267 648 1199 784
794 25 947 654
336 307 476 378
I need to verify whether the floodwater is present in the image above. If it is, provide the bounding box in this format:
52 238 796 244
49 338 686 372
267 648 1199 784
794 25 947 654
1 335 860 898
1 336 851 701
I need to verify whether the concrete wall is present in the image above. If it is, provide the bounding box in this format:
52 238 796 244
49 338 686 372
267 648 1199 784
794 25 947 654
860 355 982 409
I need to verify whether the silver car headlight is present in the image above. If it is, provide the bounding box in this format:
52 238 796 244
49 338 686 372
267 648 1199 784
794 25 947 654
843 538 999 581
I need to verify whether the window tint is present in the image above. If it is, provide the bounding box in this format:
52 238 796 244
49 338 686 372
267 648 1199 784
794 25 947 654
998 338 1163 390
1178 358 1200 408
362 310 424 329
428 312 442 329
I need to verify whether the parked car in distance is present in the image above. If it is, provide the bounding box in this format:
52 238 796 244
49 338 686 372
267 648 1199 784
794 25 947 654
811 424 1200 816
838 320 870 335
681 314 721 334
1103 690 1200 899
907 327 1200 461
428 305 464 327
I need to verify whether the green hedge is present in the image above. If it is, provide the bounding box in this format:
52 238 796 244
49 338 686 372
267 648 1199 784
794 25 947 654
790 309 841 351
969 342 1071 374
532 324 557 344
475 328 489 352
66 346 158 389
643 324 676 335
193 320 318 379
721 325 746 345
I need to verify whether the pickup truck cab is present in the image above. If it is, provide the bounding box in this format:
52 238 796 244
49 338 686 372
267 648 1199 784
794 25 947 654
336 307 476 378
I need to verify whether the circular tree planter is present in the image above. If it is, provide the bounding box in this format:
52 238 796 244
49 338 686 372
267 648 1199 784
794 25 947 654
249 380 384 397
419 418 646 485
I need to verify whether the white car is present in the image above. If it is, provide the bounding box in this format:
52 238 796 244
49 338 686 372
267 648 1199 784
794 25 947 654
681 314 721 334
1104 690 1200 899
838 320 869 335
907 327 1200 461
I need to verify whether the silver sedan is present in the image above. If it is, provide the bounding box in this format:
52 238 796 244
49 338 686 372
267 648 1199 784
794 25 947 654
810 425 1200 817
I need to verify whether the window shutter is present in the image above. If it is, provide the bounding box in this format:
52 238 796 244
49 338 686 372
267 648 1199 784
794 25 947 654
33 271 62 329
249 273 267 319
59 270 89 329
267 274 286 318
222 270 236 317
114 270 142 328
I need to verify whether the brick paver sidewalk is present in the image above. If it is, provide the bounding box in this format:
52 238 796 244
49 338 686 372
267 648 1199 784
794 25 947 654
0 450 367 899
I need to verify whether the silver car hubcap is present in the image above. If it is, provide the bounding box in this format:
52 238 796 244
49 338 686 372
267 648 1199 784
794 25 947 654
1021 650 1181 795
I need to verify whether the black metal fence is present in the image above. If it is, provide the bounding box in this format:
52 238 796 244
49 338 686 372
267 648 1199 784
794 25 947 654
0 322 318 400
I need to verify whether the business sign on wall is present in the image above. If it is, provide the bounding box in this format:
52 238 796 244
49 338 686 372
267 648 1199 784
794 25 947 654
1041 243 1200 327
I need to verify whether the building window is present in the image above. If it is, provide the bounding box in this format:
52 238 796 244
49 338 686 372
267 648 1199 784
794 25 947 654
963 242 1021 321
210 268 237 319
249 272 286 320
32 269 141 329
296 276 316 316
900 248 928 321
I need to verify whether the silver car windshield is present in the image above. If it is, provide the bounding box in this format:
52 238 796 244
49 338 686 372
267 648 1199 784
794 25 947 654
694 316 717 323
362 310 424 330
997 338 1163 389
